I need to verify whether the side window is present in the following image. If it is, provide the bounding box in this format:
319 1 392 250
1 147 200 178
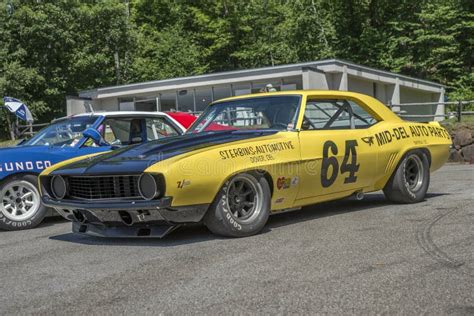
101 118 144 145
145 118 179 140
102 118 132 145
302 99 377 130
349 100 378 128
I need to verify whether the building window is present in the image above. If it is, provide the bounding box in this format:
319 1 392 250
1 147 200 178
135 98 157 112
195 88 213 111
232 83 251 96
177 90 194 112
251 80 281 93
281 77 303 91
213 85 232 102
160 92 176 111
119 98 134 111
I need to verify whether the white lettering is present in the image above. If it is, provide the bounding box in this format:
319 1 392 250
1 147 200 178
15 162 24 171
0 160 53 173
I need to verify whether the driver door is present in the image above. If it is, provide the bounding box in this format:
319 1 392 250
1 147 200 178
296 98 378 203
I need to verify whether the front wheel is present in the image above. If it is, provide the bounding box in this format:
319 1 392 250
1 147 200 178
204 173 271 237
0 175 47 230
383 150 430 203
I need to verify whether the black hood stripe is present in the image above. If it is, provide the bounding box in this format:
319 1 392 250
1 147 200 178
51 130 279 176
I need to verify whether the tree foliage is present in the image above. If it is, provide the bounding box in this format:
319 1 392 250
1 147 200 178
0 0 472 138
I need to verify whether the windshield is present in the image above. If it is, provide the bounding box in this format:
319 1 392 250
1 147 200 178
187 96 301 134
24 116 99 147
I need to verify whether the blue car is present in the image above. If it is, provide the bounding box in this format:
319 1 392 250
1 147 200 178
0 111 186 230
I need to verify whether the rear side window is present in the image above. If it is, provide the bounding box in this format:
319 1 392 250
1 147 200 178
102 118 141 145
302 99 377 130
145 118 179 140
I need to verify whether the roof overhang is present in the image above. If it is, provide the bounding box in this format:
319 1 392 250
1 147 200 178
79 59 445 99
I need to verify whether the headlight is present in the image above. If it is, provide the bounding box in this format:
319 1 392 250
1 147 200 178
51 176 67 199
138 174 160 200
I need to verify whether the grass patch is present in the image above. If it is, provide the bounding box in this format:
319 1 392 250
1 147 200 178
441 115 474 134
0 139 18 148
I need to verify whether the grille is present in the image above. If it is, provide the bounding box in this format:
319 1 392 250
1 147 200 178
67 175 141 200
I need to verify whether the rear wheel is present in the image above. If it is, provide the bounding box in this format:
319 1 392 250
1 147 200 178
0 175 47 230
204 173 270 237
383 150 430 203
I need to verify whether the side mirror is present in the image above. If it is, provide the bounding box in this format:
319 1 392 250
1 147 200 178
83 127 106 146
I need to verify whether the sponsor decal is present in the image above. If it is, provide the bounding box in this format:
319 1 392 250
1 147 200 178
374 127 411 146
0 161 51 173
275 197 285 204
373 125 450 147
219 141 295 160
409 124 450 140
277 176 299 190
361 136 374 146
177 179 191 189
277 177 291 190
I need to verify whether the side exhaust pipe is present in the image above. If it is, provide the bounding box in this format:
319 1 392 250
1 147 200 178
355 191 364 200
349 191 364 201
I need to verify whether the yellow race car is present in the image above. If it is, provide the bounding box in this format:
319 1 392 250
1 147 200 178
39 90 451 238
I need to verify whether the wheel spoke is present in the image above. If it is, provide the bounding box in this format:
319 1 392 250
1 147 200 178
241 190 253 196
238 208 248 217
22 191 33 199
237 181 244 193
25 200 34 206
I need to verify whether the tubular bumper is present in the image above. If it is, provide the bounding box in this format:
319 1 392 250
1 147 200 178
42 195 173 211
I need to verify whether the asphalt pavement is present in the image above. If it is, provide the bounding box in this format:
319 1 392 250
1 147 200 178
0 164 473 315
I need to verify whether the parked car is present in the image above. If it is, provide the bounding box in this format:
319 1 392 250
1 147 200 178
40 91 451 238
0 111 187 231
165 111 198 129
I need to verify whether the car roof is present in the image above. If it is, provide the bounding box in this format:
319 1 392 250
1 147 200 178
211 89 400 122
212 90 379 104
72 111 169 117
52 111 187 132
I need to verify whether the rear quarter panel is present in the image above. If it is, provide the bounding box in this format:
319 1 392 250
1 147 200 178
370 121 451 190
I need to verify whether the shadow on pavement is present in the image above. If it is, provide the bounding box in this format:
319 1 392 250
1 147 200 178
48 192 449 246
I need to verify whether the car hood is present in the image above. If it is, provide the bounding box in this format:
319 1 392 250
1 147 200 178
50 130 279 176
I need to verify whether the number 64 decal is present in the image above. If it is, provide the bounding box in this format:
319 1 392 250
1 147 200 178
321 140 360 188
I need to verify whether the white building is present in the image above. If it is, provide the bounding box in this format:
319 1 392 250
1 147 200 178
68 59 446 121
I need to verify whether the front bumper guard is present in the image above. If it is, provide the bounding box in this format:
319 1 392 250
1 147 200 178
42 196 209 238
42 195 173 211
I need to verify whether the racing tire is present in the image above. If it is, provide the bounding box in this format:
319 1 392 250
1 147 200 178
204 172 271 238
0 175 47 230
383 150 430 204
